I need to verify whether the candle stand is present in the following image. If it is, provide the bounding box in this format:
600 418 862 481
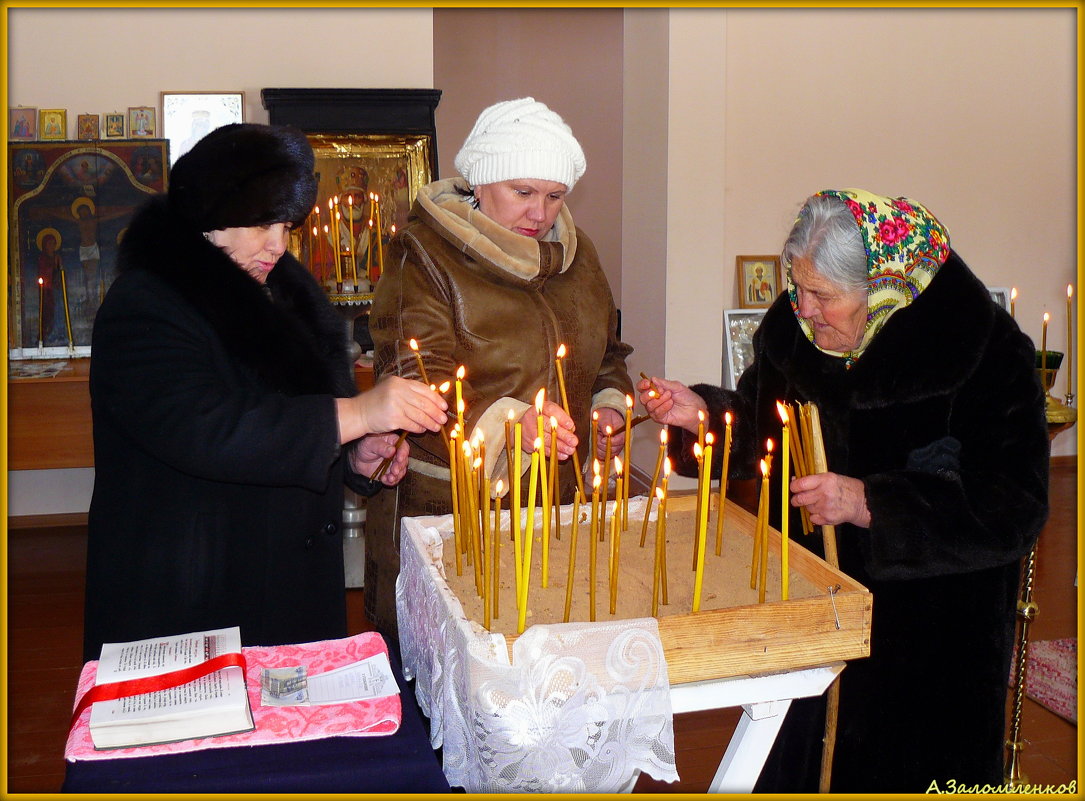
1004 355 1075 788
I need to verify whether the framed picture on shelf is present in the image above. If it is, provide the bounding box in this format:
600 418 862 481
104 112 125 138
7 139 168 359
987 286 1011 312
737 254 783 309
10 107 37 141
77 114 99 141
161 91 245 165
128 106 156 138
723 308 767 390
39 109 67 141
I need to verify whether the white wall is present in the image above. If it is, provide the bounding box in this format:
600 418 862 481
6 7 434 516
662 7 1078 459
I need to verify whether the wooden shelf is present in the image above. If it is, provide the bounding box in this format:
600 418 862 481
7 360 376 471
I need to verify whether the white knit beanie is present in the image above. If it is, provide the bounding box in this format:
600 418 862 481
454 97 587 191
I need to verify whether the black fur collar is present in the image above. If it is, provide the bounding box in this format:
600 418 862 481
759 252 995 408
117 195 354 397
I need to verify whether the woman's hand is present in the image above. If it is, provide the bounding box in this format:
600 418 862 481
337 376 448 443
593 407 625 462
790 472 871 528
518 400 578 460
350 432 409 485
637 375 707 433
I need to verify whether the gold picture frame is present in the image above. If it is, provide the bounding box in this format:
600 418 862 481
293 133 433 299
38 109 67 141
737 254 783 309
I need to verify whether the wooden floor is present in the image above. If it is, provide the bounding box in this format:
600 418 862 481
4 460 1078 793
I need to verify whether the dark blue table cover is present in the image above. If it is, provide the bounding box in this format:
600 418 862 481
62 647 450 793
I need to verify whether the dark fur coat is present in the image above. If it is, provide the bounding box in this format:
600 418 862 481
669 253 1049 792
83 195 376 661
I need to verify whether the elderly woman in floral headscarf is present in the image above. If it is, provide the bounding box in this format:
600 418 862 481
639 189 1049 792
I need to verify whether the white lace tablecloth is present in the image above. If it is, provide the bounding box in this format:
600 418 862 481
397 501 678 793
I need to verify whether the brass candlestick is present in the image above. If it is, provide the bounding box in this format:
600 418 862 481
1035 350 1077 426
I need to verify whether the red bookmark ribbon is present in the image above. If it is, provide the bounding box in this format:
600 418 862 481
69 651 247 733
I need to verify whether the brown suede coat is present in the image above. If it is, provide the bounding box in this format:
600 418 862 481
365 178 633 640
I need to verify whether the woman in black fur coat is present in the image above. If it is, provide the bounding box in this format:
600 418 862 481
639 189 1049 792
83 124 447 661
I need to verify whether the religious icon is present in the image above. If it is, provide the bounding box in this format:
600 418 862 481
737 255 782 310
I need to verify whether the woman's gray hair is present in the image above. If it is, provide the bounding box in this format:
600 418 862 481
782 194 868 292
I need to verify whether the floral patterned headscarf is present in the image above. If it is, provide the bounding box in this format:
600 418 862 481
790 188 951 366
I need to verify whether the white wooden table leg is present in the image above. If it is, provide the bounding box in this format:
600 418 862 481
707 699 792 793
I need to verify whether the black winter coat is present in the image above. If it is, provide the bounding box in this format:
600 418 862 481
668 253 1049 792
83 195 378 662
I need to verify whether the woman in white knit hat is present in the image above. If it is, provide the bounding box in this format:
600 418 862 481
367 98 634 645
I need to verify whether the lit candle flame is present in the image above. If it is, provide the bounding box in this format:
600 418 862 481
556 343 567 359
456 365 466 380
534 437 543 452
457 398 465 414
38 277 43 286
776 401 788 424
605 425 613 435
706 432 715 445
495 479 504 494
550 415 558 428
725 411 733 425
508 409 515 421
760 459 769 477
626 394 633 409
535 387 545 412
409 338 419 352
593 473 602 489
438 381 451 393
663 457 671 477
766 438 775 454
473 457 482 471
1069 284 1075 301
593 458 601 475
698 410 705 423
655 486 664 501
693 442 703 459
348 195 353 207
1011 287 1018 301
660 428 668 444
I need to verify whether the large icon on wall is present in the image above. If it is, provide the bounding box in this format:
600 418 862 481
8 139 168 359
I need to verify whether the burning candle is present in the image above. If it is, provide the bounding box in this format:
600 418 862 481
758 458 771 603
374 193 384 278
408 338 429 384
347 194 358 285
563 488 581 623
329 199 341 285
715 412 733 556
777 402 791 600
512 422 523 599
751 458 769 599
1042 312 1050 378
554 344 585 498
622 394 633 530
518 437 542 633
652 485 665 617
493 479 503 620
540 425 552 589
1010 286 1017 320
693 434 713 612
601 427 613 541
659 458 670 606
483 471 492 629
366 218 374 283
448 428 463 576
609 499 622 616
1067 284 1074 397
455 365 466 434
321 224 330 282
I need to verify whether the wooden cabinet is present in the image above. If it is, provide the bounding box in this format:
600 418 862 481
7 362 376 471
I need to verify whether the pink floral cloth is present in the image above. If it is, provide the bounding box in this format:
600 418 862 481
65 632 401 761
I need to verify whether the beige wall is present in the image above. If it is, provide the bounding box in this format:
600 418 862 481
5 6 1077 515
433 8 625 295
7 8 434 123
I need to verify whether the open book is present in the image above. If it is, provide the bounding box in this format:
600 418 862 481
87 627 254 750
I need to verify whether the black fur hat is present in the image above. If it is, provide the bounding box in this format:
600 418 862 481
168 123 318 232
